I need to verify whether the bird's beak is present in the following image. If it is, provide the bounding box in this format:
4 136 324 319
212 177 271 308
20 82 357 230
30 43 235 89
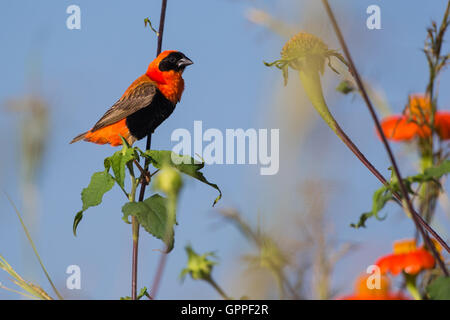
177 57 194 68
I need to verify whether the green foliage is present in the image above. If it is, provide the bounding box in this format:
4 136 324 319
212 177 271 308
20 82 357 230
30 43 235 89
73 171 115 236
122 194 176 252
415 160 450 182
350 185 390 228
352 161 450 228
120 287 150 300
142 150 222 206
180 245 217 281
104 147 137 189
74 144 137 236
426 276 450 300
74 142 222 254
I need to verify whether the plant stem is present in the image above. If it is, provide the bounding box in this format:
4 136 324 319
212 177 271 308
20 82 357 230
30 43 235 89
296 53 449 255
150 194 176 298
418 144 439 223
127 163 139 300
146 0 170 300
405 273 421 300
131 216 139 300
426 0 450 105
156 0 168 57
149 249 167 299
131 0 168 300
133 159 150 184
406 281 421 300
205 276 230 300
297 63 396 186
321 0 449 276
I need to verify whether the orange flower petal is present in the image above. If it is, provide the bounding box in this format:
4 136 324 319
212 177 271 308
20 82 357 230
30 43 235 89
393 239 417 254
380 115 431 141
339 293 409 300
408 94 432 119
337 274 408 300
376 253 404 275
375 248 435 275
403 249 435 274
435 111 450 140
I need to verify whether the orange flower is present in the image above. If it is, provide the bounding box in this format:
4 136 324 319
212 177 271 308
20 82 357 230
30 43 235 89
375 239 435 276
380 94 450 141
339 274 408 300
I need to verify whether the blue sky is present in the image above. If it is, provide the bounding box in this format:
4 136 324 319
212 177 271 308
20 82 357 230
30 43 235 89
1 0 449 299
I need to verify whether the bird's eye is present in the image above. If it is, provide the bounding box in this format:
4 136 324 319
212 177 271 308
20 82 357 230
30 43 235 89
169 57 176 63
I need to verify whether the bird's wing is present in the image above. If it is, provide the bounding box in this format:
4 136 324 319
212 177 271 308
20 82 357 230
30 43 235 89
91 79 157 132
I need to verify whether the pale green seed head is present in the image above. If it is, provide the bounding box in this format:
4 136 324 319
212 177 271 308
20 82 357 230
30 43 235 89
281 32 329 73
264 31 348 85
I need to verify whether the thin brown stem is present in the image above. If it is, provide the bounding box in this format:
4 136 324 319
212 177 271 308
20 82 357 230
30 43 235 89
133 159 150 184
134 0 169 300
334 124 388 186
127 163 139 300
336 123 450 253
149 251 168 298
322 0 448 275
131 0 168 299
131 216 139 300
156 0 168 57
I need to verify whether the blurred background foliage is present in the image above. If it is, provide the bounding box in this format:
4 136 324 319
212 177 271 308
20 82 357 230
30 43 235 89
0 0 449 299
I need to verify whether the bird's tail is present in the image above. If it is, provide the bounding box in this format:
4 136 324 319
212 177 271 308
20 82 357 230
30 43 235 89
70 131 88 144
70 119 134 146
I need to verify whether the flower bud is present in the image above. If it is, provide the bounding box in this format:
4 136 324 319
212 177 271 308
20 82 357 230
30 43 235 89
154 165 183 196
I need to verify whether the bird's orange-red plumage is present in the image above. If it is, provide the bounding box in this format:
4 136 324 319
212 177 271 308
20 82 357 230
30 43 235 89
83 119 131 146
71 50 192 147
146 50 185 104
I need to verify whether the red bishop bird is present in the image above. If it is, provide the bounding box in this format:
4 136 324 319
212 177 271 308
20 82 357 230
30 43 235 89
70 50 193 146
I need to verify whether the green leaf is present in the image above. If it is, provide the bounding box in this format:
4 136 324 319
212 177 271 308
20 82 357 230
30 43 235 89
143 150 222 206
120 287 150 300
351 186 390 229
350 212 373 229
137 287 150 299
426 276 450 300
73 211 83 237
73 171 115 236
104 146 137 188
413 160 450 183
122 194 176 252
